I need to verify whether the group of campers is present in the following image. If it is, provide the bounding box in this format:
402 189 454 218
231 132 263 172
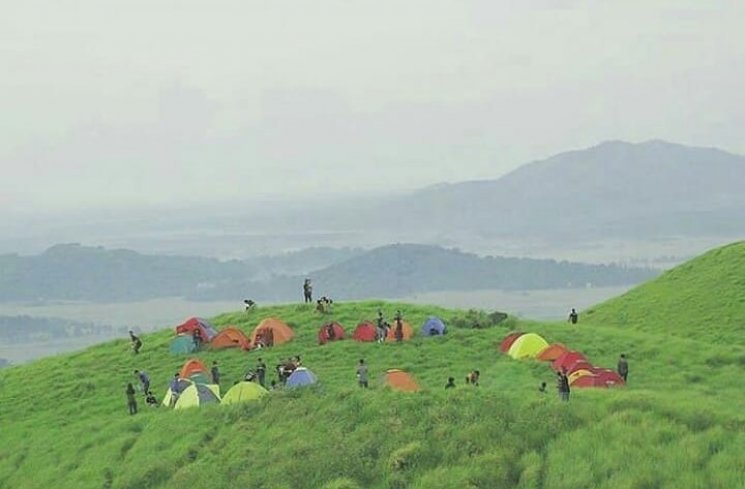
124 282 630 413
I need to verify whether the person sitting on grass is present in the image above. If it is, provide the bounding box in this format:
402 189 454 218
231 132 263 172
126 383 137 415
445 377 456 389
145 391 159 407
539 381 547 393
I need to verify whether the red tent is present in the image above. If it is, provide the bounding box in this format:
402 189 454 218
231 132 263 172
175 317 218 342
592 368 625 386
566 359 595 374
499 332 524 353
318 322 346 345
353 321 377 342
552 351 588 372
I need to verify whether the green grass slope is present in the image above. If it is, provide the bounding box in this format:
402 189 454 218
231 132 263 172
585 241 745 344
1 299 744 489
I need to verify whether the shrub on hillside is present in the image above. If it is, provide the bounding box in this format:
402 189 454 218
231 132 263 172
450 309 509 329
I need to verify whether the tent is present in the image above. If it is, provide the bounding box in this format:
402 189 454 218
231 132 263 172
592 369 625 387
568 369 594 385
383 369 420 392
180 358 208 380
385 321 414 342
175 317 218 342
188 372 211 385
552 351 588 372
222 381 268 405
170 335 197 355
318 322 345 345
174 383 221 409
570 369 624 388
499 332 524 353
537 343 569 362
286 367 318 388
420 317 446 336
162 378 194 407
211 327 251 350
566 359 595 375
250 318 294 347
352 321 377 342
507 333 549 359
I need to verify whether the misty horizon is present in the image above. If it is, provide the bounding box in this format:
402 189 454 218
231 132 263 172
3 2 745 215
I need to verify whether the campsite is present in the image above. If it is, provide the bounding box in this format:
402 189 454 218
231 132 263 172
1 243 744 488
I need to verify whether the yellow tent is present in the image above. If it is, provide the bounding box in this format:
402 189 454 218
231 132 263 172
507 333 549 359
222 382 268 405
174 383 221 410
568 369 593 385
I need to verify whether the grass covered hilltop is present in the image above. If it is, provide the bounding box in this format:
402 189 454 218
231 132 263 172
1 243 745 488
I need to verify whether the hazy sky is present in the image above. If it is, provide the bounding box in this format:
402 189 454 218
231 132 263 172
2 0 744 213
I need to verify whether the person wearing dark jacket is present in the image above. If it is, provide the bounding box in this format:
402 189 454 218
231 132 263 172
256 358 267 387
129 330 142 354
126 383 138 415
617 354 629 382
211 361 220 385
445 377 456 389
557 370 570 401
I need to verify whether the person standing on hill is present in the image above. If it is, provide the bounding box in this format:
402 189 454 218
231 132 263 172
557 370 570 401
129 330 142 354
169 373 182 407
134 370 150 393
356 359 369 388
192 329 203 351
256 358 267 387
303 279 313 303
211 361 221 385
126 383 138 415
617 354 629 382
568 308 579 325
394 311 404 342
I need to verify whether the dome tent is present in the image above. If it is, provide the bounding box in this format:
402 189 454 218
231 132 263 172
507 333 549 359
420 317 446 336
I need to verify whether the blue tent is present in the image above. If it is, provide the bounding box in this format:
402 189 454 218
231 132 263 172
421 317 446 336
170 335 197 355
286 367 318 388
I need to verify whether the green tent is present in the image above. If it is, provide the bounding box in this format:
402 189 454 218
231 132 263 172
222 382 268 405
174 383 221 410
508 333 549 359
170 335 196 355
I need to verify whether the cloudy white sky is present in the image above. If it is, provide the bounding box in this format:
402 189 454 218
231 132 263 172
1 0 744 214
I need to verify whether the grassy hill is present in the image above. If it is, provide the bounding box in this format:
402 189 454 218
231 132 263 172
585 240 745 344
1 256 745 488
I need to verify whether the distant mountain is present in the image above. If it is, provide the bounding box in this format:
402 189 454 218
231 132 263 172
193 244 657 301
379 140 745 239
0 243 655 303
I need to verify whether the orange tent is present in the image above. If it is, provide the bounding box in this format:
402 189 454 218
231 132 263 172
383 369 420 392
251 318 294 347
537 343 569 362
385 321 414 342
499 332 524 353
179 358 208 379
211 326 251 350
